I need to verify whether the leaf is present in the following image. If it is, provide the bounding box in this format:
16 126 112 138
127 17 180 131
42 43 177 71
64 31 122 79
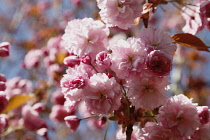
171 33 210 52
2 94 34 113
55 52 68 65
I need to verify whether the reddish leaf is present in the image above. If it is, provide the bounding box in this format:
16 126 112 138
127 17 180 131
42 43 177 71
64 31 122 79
171 33 210 52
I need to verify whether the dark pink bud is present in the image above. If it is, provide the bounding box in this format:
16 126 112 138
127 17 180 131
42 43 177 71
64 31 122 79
96 51 110 70
0 74 6 82
71 0 81 6
22 105 47 131
65 115 80 132
0 94 8 113
198 106 209 124
146 50 172 76
52 92 65 105
0 42 10 57
32 103 45 113
200 1 210 18
0 114 9 134
81 54 91 64
50 105 75 122
106 72 113 78
64 55 80 67
0 82 6 91
98 116 107 126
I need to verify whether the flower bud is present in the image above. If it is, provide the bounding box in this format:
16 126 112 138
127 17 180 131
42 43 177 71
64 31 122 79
0 94 8 113
64 115 80 132
98 116 107 126
81 54 91 64
64 55 80 67
0 42 10 57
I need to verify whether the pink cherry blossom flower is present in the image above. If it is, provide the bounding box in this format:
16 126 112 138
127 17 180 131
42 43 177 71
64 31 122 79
138 28 177 56
127 73 169 110
182 4 203 34
197 106 210 125
63 55 80 67
0 42 10 57
97 0 143 29
23 49 43 69
157 94 200 138
190 122 210 140
62 18 109 58
77 101 105 130
60 65 90 106
22 105 47 132
4 77 32 98
139 122 180 140
110 37 147 79
51 89 66 105
32 103 45 113
95 51 111 72
145 50 172 76
0 114 8 134
83 73 121 115
50 105 74 122
64 115 80 132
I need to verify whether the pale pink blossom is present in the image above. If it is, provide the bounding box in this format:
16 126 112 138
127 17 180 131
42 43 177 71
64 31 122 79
23 49 43 69
32 103 45 113
4 77 32 98
50 105 74 122
110 37 147 79
77 101 104 130
97 0 143 29
127 73 169 110
95 51 111 72
64 115 80 132
197 106 210 124
51 89 65 105
63 55 80 67
60 65 91 108
138 28 177 56
138 122 180 140
190 122 210 140
157 94 200 138
22 105 47 132
145 50 172 76
62 18 109 58
182 4 203 34
0 42 10 57
83 73 121 115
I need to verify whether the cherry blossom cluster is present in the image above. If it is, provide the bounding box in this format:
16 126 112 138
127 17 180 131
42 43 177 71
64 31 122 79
182 0 210 34
23 36 68 84
60 16 177 131
116 94 210 139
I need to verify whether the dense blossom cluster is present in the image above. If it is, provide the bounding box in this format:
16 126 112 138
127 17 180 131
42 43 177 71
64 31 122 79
60 18 176 115
1 0 210 139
